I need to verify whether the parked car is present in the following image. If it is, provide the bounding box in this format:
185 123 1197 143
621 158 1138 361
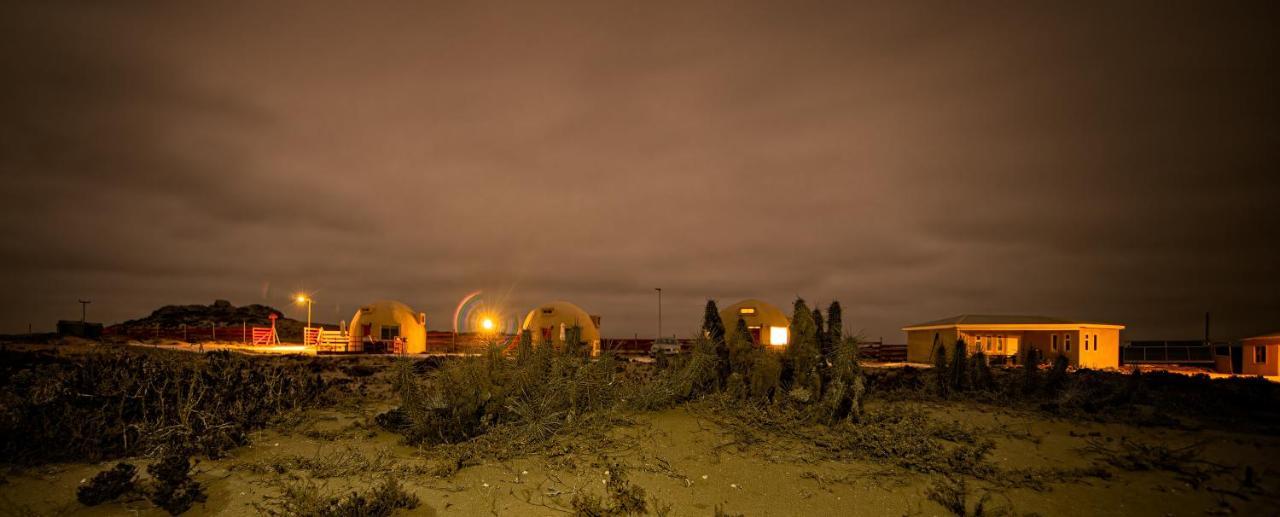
650 337 681 356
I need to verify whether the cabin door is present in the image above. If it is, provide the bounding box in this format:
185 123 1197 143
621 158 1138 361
1231 346 1243 374
749 327 762 344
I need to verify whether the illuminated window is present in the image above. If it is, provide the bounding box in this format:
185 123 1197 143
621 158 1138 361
985 336 992 352
1052 334 1059 351
769 326 788 345
1065 334 1072 352
380 325 400 340
739 307 757 316
1256 346 1267 364
976 335 982 350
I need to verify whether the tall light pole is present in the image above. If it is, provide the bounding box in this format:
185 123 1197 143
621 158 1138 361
654 288 662 340
295 294 313 339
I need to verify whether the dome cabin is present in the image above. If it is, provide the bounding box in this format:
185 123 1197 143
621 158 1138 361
349 300 427 354
520 301 602 354
720 299 791 347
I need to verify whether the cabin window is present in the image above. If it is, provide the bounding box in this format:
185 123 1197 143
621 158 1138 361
541 307 554 315
380 325 400 340
769 326 788 345
1256 346 1268 364
975 335 982 350
985 336 992 352
998 336 1005 352
1065 334 1072 352
1052 334 1059 352
739 307 757 316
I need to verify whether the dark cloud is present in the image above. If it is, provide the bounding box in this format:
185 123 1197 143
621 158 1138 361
1 1 1277 341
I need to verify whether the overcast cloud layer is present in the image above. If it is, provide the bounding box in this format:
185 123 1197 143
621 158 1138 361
2 1 1277 341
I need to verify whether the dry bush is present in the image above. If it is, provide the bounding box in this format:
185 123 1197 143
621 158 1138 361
76 462 138 506
0 348 328 464
259 477 419 517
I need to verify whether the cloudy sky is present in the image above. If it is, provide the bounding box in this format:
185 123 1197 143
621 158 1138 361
2 1 1277 341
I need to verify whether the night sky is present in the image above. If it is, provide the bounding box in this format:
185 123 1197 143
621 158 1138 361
2 2 1277 342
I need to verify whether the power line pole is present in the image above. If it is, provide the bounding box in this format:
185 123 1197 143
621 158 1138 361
654 288 662 340
78 300 91 322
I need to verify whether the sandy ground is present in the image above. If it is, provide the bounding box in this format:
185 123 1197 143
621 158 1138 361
3 397 1279 516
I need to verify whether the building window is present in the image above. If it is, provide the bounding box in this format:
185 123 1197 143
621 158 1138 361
739 307 757 316
998 336 1005 352
769 326 788 345
976 335 982 350
1256 346 1268 364
380 325 400 340
1065 334 1072 352
1052 334 1059 352
985 335 992 352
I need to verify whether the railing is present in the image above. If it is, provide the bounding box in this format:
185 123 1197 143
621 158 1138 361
859 341 908 362
1121 341 1215 364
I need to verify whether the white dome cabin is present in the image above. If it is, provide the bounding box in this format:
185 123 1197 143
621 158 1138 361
520 301 602 355
720 299 791 347
349 300 427 354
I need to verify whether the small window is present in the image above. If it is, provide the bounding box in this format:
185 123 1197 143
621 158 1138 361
739 307 757 316
1256 346 1268 364
380 325 400 340
541 307 554 315
998 336 1005 351
976 335 983 349
985 335 992 352
1065 334 1072 352
1052 334 1059 352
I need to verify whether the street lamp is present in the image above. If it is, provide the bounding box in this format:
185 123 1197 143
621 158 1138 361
294 293 313 335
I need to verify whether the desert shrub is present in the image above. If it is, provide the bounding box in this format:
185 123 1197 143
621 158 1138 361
0 348 328 464
815 337 865 424
785 298 821 393
968 352 994 391
949 339 968 392
925 476 1007 516
147 452 206 515
747 350 782 401
261 477 419 517
570 462 648 516
76 462 138 506
933 343 951 397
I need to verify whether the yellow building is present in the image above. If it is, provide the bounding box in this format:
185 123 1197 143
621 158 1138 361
520 301 602 354
720 299 791 347
902 315 1125 369
1239 331 1280 376
349 300 427 354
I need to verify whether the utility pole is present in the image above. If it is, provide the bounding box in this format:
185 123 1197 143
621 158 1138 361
654 288 662 340
78 299 91 322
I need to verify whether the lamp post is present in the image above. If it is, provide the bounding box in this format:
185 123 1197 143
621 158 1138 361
295 294 313 342
654 288 662 341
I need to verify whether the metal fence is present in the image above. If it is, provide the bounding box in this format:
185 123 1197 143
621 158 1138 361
1121 341 1215 364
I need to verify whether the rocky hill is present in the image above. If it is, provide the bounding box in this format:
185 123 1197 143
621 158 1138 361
110 300 332 340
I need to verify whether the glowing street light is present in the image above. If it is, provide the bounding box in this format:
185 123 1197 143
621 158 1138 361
294 293 313 334
480 317 495 332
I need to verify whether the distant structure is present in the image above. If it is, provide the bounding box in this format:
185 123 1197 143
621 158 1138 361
520 301 601 354
902 314 1125 369
1221 331 1279 376
719 299 791 347
57 320 102 340
349 300 427 354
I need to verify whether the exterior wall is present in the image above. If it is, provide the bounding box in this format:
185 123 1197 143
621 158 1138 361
907 328 957 363
348 301 427 354
720 299 791 347
959 330 1021 360
1078 327 1121 369
1241 341 1280 376
520 301 602 353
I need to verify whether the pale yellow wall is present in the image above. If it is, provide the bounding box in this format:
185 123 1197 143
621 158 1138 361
959 330 1021 358
1242 340 1280 376
907 328 957 363
720 299 791 346
348 300 427 354
521 301 602 353
1078 327 1120 369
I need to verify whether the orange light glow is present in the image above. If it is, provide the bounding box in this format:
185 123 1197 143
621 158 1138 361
481 317 495 331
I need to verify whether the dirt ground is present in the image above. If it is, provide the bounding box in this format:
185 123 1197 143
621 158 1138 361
3 362 1279 517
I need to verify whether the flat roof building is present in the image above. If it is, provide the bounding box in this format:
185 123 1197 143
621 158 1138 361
902 314 1125 369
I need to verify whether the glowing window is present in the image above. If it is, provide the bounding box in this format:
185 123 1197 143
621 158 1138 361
1256 346 1267 364
739 307 757 316
769 326 788 345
